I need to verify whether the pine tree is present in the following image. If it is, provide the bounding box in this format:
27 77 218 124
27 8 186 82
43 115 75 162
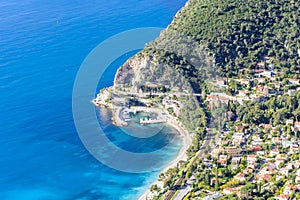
215 167 219 191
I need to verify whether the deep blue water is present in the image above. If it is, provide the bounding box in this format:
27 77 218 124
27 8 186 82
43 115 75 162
0 0 186 199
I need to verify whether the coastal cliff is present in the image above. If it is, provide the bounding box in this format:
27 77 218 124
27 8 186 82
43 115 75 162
95 0 300 199
114 0 300 81
113 0 300 97
107 0 299 131
113 56 154 93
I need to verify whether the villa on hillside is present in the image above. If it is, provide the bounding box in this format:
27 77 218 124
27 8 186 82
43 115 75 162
219 146 242 158
162 99 183 117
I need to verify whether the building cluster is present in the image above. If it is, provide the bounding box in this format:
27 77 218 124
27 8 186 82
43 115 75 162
204 121 300 199
206 61 300 105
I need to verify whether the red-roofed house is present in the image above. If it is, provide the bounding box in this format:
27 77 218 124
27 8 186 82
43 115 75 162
265 124 272 129
247 155 257 165
294 122 300 132
272 137 280 144
252 146 261 152
255 69 265 73
256 86 265 93
234 173 246 182
289 78 299 85
276 194 290 200
223 185 243 195
256 174 272 182
217 159 227 167
257 62 265 68
235 125 244 132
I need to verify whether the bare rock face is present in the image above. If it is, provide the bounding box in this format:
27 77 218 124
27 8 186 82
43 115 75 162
113 55 153 93
113 52 195 95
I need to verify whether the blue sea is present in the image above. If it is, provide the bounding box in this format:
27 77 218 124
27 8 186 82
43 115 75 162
0 0 187 199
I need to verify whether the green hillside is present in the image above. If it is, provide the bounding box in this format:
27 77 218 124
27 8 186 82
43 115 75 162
148 0 300 78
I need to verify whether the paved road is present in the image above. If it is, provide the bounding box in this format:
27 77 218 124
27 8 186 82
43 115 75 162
173 185 192 200
113 89 202 97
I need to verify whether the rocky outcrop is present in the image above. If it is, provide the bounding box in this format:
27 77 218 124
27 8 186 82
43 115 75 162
113 56 154 93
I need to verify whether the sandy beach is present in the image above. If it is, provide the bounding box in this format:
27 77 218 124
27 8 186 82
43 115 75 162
138 119 192 200
94 89 193 200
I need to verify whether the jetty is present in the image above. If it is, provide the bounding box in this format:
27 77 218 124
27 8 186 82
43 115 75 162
140 117 167 124
112 107 128 126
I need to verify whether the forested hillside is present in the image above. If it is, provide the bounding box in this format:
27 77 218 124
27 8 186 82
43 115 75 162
151 0 300 78
228 90 300 127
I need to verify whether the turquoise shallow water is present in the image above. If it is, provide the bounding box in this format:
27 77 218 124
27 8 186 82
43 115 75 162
0 0 186 199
